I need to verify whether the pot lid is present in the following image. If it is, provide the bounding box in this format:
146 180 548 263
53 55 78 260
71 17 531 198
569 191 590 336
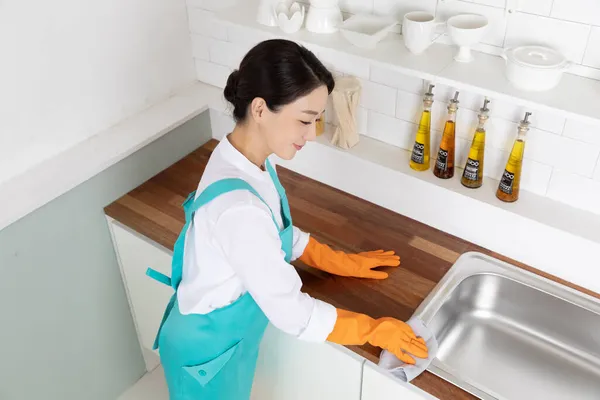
506 45 568 69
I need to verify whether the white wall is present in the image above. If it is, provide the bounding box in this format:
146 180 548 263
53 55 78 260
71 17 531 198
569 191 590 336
0 0 196 185
188 0 600 217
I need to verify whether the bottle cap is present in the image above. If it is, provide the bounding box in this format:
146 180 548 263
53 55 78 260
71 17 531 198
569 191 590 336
423 84 435 105
480 98 490 112
448 91 459 112
518 111 532 132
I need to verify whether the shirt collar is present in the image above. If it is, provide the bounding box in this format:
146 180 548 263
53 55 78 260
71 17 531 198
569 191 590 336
219 135 270 182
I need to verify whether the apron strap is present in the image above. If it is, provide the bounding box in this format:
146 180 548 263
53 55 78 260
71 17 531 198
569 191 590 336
185 178 277 224
146 267 172 286
153 178 278 291
265 159 293 227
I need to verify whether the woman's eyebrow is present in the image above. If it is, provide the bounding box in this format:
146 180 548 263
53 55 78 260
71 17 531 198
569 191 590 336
301 110 319 115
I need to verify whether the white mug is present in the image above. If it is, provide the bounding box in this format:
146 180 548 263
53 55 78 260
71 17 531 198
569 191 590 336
402 11 444 54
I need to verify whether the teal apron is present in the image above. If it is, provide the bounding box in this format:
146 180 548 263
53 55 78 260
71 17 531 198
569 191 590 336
146 159 293 400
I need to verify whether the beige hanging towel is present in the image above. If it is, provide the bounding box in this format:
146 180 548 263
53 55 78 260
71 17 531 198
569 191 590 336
330 76 362 149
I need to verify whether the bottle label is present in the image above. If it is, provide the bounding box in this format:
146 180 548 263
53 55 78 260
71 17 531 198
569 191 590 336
411 142 425 164
463 158 480 181
435 149 448 171
499 170 515 194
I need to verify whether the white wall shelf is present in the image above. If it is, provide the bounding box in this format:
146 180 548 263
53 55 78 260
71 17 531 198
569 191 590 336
215 1 600 127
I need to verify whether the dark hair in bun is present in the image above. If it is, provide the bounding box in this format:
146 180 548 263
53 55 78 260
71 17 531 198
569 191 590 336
223 39 335 123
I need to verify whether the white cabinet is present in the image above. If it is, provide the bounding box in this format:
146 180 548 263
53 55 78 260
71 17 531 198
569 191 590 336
108 218 173 370
251 324 363 400
361 361 438 400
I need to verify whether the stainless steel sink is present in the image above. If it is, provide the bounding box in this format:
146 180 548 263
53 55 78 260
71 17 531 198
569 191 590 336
412 252 600 400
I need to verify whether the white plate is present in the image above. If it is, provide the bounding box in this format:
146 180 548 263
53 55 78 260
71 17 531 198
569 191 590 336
339 14 397 49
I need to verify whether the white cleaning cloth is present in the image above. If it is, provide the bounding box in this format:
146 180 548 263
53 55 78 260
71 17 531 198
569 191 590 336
378 316 438 382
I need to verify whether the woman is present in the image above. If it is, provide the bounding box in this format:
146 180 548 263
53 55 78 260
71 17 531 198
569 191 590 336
147 39 428 400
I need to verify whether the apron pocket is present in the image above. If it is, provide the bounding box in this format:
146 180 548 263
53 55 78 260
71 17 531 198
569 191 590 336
182 339 242 387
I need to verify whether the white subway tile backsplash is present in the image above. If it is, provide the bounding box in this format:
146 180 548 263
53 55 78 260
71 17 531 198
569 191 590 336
210 109 236 140
505 12 591 63
520 158 553 196
395 90 422 123
551 0 600 26
191 34 210 60
488 117 520 151
370 65 424 94
434 84 486 112
527 128 600 177
547 170 600 215
367 111 416 150
318 49 370 79
460 0 505 8
188 9 228 40
209 40 247 69
526 111 566 136
456 108 480 140
359 79 397 116
357 107 369 135
484 147 509 180
227 24 273 47
583 27 600 70
562 119 600 146
339 0 374 14
490 99 565 134
195 60 231 88
436 1 508 47
491 120 598 178
517 0 553 16
454 136 472 168
373 0 437 21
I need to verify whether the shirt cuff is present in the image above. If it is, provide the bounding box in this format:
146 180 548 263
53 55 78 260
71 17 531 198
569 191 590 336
291 226 310 261
297 299 337 342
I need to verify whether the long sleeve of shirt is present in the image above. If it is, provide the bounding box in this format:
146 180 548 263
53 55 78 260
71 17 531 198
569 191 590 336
211 202 337 342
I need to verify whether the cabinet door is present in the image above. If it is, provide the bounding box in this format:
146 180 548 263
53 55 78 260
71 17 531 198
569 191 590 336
251 324 363 400
361 361 439 400
109 221 173 356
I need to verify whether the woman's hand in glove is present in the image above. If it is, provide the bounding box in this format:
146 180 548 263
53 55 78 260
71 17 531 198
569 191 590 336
299 236 400 279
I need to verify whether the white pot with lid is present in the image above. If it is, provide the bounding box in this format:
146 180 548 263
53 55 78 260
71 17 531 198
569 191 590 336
501 45 572 92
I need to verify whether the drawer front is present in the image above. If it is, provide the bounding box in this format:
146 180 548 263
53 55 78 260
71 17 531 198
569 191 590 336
110 222 173 352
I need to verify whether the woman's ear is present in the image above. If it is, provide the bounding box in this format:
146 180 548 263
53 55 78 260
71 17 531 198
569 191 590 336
250 97 267 123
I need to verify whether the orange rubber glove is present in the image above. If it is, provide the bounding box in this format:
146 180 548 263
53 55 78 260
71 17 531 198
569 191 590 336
328 309 428 365
299 236 400 279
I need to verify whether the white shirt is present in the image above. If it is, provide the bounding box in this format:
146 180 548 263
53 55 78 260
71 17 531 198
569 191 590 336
177 137 337 342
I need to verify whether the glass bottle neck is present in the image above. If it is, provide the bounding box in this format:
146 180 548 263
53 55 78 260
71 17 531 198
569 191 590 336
446 110 456 122
516 126 529 141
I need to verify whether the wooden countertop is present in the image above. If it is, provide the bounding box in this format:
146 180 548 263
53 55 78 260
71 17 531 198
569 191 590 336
105 139 599 400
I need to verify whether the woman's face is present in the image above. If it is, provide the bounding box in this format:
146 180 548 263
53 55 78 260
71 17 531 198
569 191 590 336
257 85 329 160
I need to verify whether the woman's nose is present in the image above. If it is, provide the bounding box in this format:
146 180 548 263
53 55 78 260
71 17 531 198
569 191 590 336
305 123 317 141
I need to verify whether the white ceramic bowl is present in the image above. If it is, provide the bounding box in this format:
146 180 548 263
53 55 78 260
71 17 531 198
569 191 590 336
447 14 488 62
339 14 397 49
305 3 342 33
502 45 572 92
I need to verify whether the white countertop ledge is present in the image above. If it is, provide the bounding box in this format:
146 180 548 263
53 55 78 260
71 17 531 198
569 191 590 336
216 1 600 127
0 81 224 231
